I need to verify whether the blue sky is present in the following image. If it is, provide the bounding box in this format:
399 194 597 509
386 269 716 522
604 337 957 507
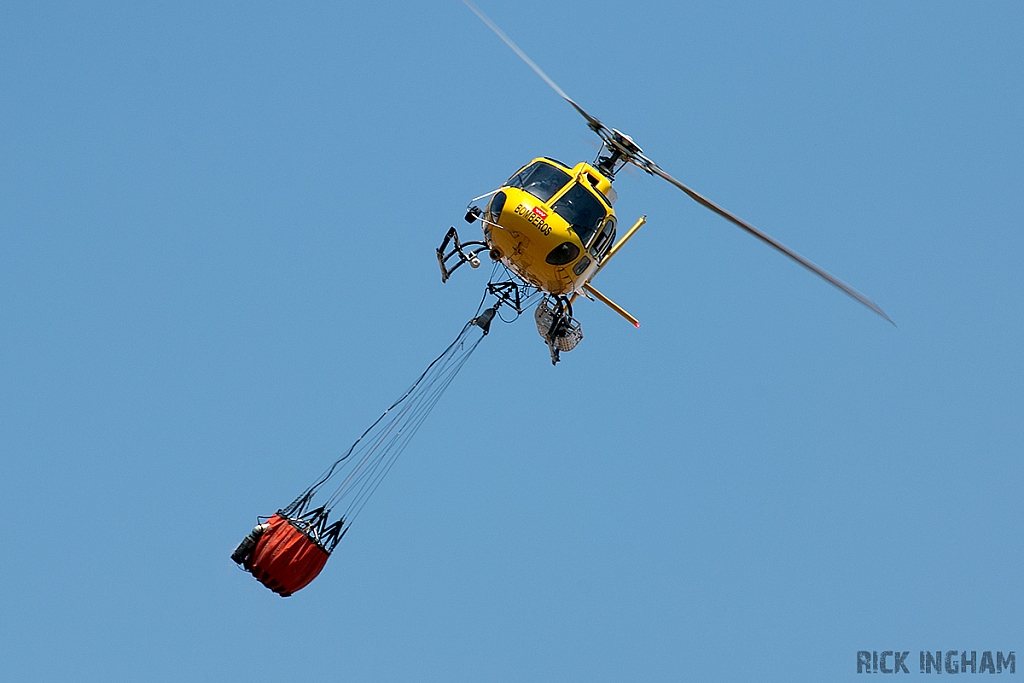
1 1 1021 681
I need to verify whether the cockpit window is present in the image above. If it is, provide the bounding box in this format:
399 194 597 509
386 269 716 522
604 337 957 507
505 162 571 203
552 183 607 246
592 216 616 257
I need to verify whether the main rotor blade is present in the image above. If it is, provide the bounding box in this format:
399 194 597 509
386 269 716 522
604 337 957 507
641 157 893 323
461 0 890 325
461 0 606 133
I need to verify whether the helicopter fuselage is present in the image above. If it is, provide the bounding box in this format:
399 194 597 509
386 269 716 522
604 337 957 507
482 157 618 296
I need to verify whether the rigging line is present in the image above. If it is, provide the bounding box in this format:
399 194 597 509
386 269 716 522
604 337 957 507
341 382 463 520
340 330 481 514
325 358 446 507
345 331 486 524
324 397 419 509
324 320 481 508
305 319 477 500
342 331 483 515
338 372 446 507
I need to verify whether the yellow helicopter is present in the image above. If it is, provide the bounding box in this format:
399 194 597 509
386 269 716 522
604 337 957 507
439 0 891 364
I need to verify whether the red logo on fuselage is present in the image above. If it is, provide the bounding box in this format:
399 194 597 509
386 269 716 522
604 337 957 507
531 206 548 220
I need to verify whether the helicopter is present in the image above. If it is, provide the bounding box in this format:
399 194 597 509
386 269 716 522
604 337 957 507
438 0 891 364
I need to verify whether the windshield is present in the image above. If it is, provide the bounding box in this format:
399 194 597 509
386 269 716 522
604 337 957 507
506 162 571 203
552 183 607 246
